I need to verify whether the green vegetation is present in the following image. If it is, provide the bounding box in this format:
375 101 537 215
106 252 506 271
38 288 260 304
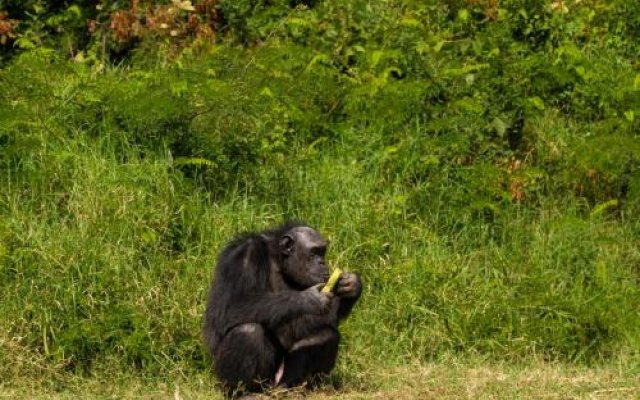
1 0 639 396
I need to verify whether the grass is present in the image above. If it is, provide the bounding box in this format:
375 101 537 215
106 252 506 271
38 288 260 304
2 1 640 397
1 130 638 396
2 360 639 399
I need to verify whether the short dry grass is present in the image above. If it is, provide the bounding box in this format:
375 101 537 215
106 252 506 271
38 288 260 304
2 361 638 400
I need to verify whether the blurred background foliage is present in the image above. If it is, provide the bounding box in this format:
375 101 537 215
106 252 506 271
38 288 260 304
1 0 639 386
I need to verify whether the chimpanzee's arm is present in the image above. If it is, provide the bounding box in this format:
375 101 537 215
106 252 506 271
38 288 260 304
274 305 338 350
275 274 362 350
223 286 332 334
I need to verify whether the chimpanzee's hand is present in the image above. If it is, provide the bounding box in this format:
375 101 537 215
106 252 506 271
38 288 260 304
302 284 334 314
335 272 362 298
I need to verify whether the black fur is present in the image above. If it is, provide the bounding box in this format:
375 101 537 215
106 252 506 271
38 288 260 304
203 222 361 395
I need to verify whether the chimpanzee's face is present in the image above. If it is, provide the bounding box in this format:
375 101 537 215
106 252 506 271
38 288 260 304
280 227 329 288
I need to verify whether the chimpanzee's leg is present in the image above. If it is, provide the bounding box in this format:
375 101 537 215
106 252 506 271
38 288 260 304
279 327 340 387
214 323 280 394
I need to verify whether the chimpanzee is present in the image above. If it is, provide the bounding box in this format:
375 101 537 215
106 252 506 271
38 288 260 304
203 221 362 395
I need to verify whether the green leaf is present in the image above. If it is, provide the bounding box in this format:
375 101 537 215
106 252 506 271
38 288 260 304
67 5 82 18
443 63 489 77
370 50 384 68
400 18 421 28
14 38 36 49
624 110 635 122
287 17 309 27
421 155 440 166
173 157 217 169
170 80 188 97
415 40 430 55
492 117 507 137
528 96 545 111
384 145 399 155
305 53 330 73
465 74 475 85
590 199 618 218
488 47 500 57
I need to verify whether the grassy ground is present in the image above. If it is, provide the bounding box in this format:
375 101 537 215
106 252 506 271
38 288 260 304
2 360 639 399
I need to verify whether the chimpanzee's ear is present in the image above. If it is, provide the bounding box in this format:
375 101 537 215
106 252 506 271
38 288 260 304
279 235 295 256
